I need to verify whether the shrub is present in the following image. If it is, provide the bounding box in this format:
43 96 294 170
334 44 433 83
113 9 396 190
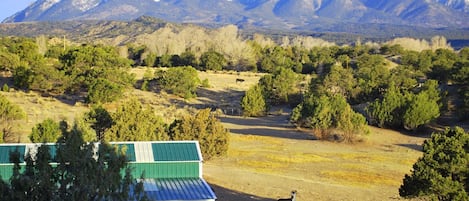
0 94 25 142
168 109 229 159
293 94 368 142
154 66 200 99
2 84 9 92
86 78 124 104
29 118 61 143
199 50 226 71
241 84 266 117
104 99 168 141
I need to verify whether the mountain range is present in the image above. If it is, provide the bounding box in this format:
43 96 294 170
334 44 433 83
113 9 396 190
3 0 469 30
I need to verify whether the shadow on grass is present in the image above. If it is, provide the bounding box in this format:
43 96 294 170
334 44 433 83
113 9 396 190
229 128 314 140
395 143 423 152
221 115 315 140
209 183 275 201
220 115 292 128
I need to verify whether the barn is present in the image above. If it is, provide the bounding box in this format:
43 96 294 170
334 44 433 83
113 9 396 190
0 141 217 201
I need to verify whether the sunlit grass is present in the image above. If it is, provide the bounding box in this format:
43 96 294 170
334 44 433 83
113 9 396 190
320 170 400 187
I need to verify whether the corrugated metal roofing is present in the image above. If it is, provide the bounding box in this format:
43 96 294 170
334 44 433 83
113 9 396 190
0 141 201 164
129 162 200 179
139 178 216 201
112 143 136 162
0 145 25 163
134 142 154 162
152 142 200 162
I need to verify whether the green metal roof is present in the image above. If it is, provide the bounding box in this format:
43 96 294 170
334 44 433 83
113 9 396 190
0 145 25 163
0 141 203 179
112 143 136 162
151 142 201 162
41 145 58 162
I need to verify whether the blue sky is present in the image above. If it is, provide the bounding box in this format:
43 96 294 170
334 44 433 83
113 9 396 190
0 0 33 22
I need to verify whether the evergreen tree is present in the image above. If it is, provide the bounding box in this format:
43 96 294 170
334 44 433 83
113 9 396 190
199 50 226 71
168 109 229 159
85 105 113 141
399 127 469 200
0 94 25 142
29 118 62 143
355 54 390 101
259 68 298 105
403 92 440 130
87 78 124 104
241 84 266 117
367 83 405 128
105 99 168 141
292 93 368 141
154 66 200 99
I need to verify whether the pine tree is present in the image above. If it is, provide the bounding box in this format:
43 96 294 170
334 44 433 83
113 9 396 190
241 85 266 117
399 127 469 200
169 109 229 159
105 99 168 141
29 119 62 143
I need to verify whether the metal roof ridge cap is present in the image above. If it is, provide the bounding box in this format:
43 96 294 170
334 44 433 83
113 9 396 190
108 141 199 144
194 141 203 161
128 160 201 163
0 141 200 146
0 143 57 146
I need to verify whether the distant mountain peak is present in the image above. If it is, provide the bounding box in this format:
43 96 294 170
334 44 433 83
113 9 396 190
40 0 61 11
3 0 469 30
72 0 101 12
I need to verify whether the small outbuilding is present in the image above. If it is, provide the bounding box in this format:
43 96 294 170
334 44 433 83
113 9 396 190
0 141 217 201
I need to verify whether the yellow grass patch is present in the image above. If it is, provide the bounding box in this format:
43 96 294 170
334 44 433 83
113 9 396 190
320 170 400 187
335 153 389 163
266 153 333 164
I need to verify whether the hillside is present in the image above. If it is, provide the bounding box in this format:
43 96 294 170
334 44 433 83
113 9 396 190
1 16 469 49
3 0 469 31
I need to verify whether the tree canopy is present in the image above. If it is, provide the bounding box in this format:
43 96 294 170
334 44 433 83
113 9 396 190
154 66 200 99
168 109 229 159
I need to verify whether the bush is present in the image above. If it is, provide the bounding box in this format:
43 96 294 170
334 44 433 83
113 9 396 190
168 109 229 159
104 99 168 141
0 94 25 142
241 84 266 117
292 94 368 142
199 50 226 71
87 78 124 104
2 84 9 92
201 78 210 88
154 66 200 99
29 118 62 143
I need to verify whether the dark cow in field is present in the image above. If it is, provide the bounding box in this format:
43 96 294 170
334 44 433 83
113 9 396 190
236 78 245 84
278 190 297 201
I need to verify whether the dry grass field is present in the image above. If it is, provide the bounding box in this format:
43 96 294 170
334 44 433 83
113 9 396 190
205 118 426 201
0 68 439 200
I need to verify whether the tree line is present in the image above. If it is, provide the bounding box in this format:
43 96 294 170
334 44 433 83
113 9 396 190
241 42 469 141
